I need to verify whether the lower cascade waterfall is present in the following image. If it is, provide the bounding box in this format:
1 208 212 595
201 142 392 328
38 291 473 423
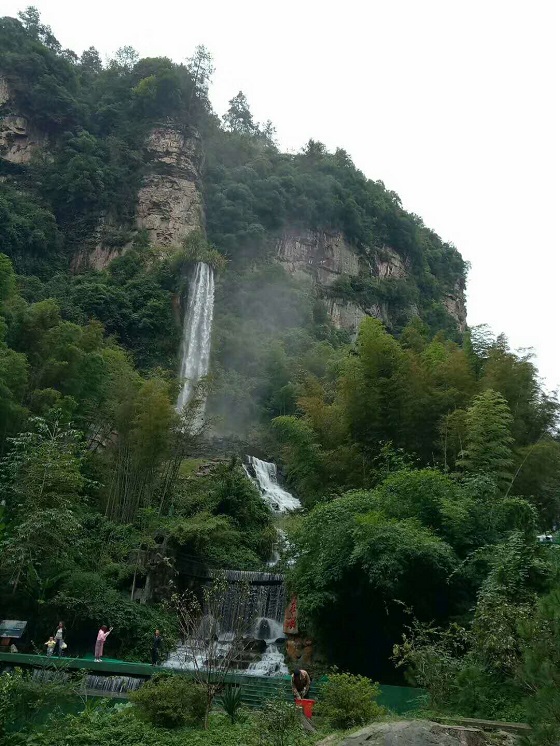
164 570 289 677
176 261 214 416
32 668 144 694
246 617 288 676
245 456 302 513
164 461 301 676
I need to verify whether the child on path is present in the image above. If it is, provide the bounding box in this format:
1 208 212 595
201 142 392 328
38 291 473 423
45 637 56 656
94 625 113 662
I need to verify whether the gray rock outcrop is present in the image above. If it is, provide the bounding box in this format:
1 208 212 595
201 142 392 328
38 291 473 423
74 124 205 271
0 76 46 165
318 720 517 746
276 227 466 335
443 281 467 332
136 125 204 248
275 230 396 334
275 228 397 333
276 228 361 287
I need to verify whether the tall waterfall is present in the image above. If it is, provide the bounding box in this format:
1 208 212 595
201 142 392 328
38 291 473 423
176 262 215 416
168 268 299 677
246 456 302 513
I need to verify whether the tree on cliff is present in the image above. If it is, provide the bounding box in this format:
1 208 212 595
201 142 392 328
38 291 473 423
17 5 60 51
223 91 257 135
187 44 214 101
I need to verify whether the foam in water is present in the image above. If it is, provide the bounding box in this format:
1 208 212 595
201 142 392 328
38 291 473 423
84 674 144 693
163 639 233 671
246 457 301 513
246 644 288 676
165 617 289 677
247 617 288 676
176 261 214 417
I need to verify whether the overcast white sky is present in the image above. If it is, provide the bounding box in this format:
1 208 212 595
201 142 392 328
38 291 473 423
4 0 559 390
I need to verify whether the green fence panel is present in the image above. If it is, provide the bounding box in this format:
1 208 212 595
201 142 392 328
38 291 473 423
0 652 423 714
377 683 427 714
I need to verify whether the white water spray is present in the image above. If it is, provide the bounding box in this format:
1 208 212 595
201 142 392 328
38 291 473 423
246 617 288 676
246 457 302 513
176 262 215 417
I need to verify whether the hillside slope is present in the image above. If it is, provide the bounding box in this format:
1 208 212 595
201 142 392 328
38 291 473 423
1 15 560 729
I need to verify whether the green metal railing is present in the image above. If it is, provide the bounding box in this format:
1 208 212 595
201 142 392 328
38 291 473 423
0 652 425 714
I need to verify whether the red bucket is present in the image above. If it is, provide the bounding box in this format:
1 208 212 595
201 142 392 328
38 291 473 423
297 698 315 718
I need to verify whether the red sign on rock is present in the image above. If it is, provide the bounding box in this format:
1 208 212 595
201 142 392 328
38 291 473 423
284 595 298 635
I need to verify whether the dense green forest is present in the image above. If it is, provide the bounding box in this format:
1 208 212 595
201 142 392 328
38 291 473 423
1 8 560 744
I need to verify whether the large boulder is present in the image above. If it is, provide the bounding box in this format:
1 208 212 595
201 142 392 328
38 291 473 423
318 720 518 746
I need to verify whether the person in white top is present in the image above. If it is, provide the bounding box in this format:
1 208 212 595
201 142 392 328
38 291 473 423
54 622 65 657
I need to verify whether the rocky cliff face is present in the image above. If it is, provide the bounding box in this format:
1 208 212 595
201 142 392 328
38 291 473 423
136 125 204 248
75 124 205 271
0 74 466 334
443 280 467 331
276 228 361 286
0 76 46 164
275 228 367 332
276 228 466 335
0 75 204 271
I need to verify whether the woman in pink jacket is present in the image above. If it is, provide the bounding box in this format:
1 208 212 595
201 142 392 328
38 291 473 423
94 625 113 662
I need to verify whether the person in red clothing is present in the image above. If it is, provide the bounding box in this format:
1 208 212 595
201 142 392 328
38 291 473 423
94 625 113 662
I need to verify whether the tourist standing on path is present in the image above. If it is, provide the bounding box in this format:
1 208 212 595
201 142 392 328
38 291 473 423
53 622 65 657
151 629 163 665
94 625 113 662
45 637 56 656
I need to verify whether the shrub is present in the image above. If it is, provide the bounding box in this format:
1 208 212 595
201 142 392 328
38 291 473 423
129 674 206 728
314 671 384 729
450 663 524 721
256 694 306 746
0 666 75 735
7 707 260 746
